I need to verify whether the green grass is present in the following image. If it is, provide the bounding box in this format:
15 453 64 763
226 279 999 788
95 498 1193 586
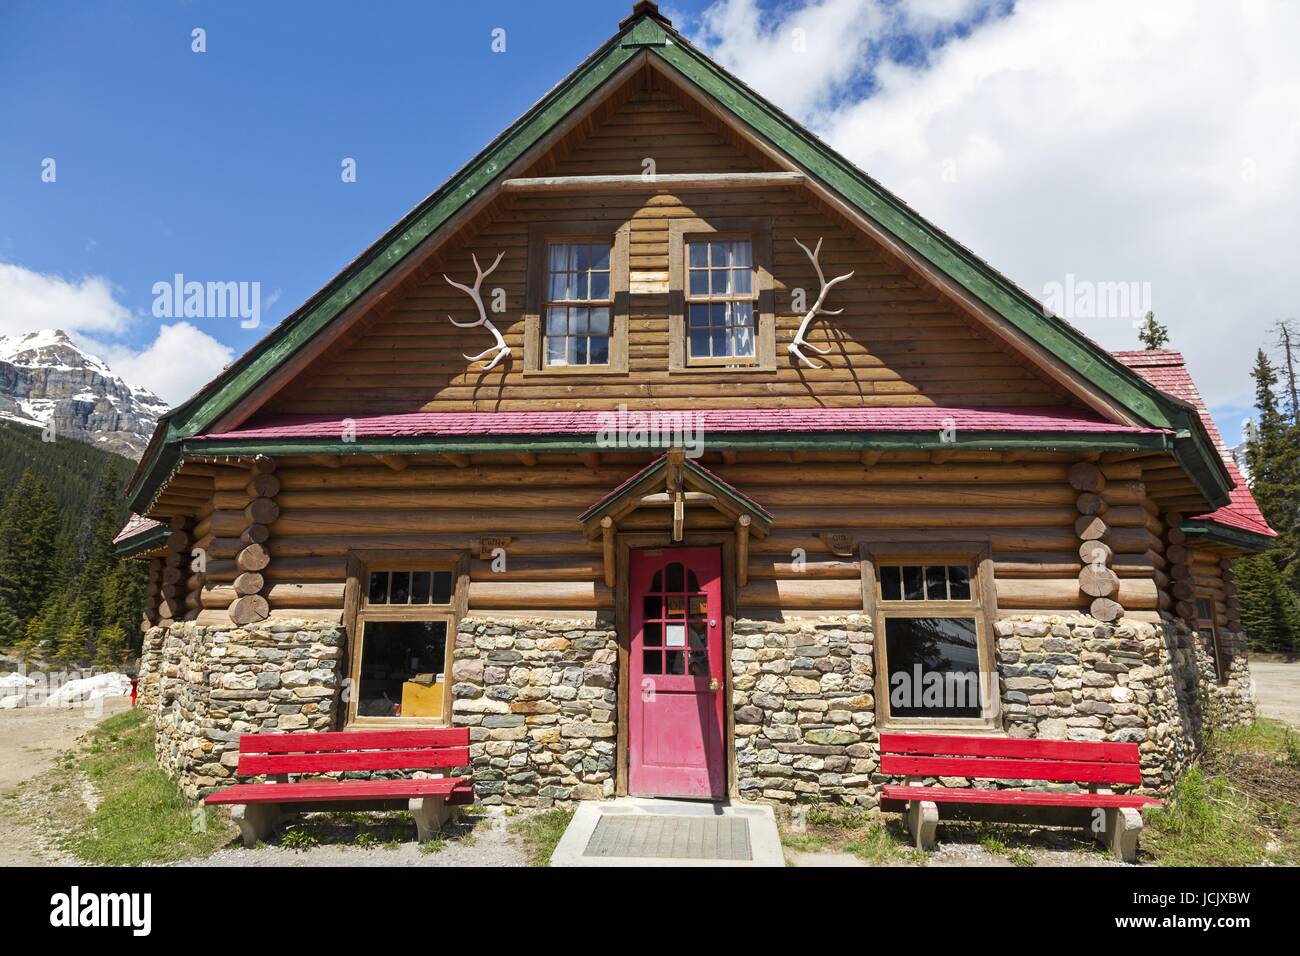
62 709 235 865
511 807 574 866
843 823 921 865
1144 718 1300 866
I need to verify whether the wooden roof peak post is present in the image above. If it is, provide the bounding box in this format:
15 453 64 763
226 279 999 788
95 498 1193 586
665 447 686 493
620 1 672 30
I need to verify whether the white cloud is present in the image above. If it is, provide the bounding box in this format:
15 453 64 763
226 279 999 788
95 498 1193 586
0 261 234 407
0 262 131 337
90 322 234 407
691 0 1300 438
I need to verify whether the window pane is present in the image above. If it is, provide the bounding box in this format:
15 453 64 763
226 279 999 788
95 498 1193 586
731 301 753 327
356 620 447 719
925 565 948 601
546 335 566 366
574 244 589 271
880 566 902 601
666 562 684 592
689 329 709 359
644 622 662 646
665 650 685 675
689 269 709 296
590 244 610 270
548 273 568 301
902 566 925 601
688 242 708 267
731 241 752 266
569 308 589 334
430 571 453 605
546 307 567 335
731 268 752 295
410 571 432 604
367 571 389 605
948 565 971 600
568 335 586 365
589 335 609 364
389 571 411 604
588 308 610 334
548 244 567 271
884 617 982 719
589 271 610 301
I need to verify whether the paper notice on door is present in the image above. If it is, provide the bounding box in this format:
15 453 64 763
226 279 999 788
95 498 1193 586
665 623 686 647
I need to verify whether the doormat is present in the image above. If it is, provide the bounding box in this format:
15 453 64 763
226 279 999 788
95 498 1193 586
583 814 752 861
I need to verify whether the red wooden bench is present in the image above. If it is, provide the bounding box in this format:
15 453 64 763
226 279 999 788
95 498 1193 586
879 733 1163 862
204 728 473 847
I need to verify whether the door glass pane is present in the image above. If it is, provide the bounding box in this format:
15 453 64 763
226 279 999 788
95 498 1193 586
688 651 709 675
665 562 684 592
643 595 662 619
644 622 662 647
665 650 685 675
356 620 447 719
643 650 662 675
883 617 982 719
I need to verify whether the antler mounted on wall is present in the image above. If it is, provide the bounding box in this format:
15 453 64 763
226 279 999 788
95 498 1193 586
789 237 854 369
444 251 510 371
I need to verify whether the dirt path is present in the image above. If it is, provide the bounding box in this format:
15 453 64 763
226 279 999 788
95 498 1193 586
0 698 130 866
1250 661 1300 728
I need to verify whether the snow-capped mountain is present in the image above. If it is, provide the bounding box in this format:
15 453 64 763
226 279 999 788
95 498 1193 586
0 329 168 459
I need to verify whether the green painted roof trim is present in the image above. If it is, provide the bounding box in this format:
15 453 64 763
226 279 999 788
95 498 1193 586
127 8 1233 514
181 429 1173 460
1180 519 1274 554
115 524 171 559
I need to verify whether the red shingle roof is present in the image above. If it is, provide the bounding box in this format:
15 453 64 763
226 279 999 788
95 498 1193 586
1114 349 1274 539
194 406 1164 441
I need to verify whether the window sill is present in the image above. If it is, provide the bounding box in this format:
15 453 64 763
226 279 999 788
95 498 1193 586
878 719 1004 736
668 363 773 375
345 718 450 729
522 365 630 377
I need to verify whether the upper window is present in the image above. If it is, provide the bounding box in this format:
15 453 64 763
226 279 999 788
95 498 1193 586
686 238 755 364
524 223 630 375
544 242 612 367
668 218 775 373
345 554 464 727
864 546 997 727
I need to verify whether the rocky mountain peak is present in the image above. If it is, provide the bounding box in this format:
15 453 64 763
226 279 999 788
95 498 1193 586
0 329 168 459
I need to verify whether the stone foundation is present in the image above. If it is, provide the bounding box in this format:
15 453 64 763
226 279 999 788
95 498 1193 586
143 620 342 800
731 615 876 804
138 608 1253 806
451 617 618 806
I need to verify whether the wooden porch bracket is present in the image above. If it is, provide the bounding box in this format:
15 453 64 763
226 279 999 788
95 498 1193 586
601 517 616 588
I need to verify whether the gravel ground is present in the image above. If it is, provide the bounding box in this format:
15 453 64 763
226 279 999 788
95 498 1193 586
0 697 131 866
184 806 530 867
1249 661 1300 728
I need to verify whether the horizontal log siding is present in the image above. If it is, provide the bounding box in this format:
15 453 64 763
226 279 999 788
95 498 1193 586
264 84 1066 417
189 455 1163 625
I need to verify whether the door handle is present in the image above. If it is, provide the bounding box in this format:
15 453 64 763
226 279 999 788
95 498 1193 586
708 677 720 692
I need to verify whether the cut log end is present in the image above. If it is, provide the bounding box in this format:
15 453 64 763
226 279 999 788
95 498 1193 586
229 594 270 626
233 571 265 596
236 543 271 573
1074 515 1108 541
1089 597 1123 623
1068 462 1106 493
1079 565 1120 598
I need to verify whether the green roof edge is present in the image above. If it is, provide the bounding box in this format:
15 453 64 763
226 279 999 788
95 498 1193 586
127 9 1233 513
1180 519 1274 554
115 524 171 559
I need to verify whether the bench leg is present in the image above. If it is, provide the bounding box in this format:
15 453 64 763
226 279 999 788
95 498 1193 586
905 800 939 852
409 796 453 842
1100 807 1143 863
231 804 282 848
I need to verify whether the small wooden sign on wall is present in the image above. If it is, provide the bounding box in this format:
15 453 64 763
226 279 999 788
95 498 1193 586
478 536 512 559
818 531 855 557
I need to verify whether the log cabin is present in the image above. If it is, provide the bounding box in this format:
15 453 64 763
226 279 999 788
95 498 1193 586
117 2 1270 806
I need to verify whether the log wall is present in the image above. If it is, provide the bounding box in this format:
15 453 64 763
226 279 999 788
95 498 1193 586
190 452 1166 627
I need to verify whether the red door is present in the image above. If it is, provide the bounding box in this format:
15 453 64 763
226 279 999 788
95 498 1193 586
628 546 725 799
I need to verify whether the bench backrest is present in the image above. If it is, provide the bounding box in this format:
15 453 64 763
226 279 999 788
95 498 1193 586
879 733 1142 785
236 728 470 777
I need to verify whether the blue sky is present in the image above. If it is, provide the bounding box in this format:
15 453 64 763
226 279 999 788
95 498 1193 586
2 0 1294 446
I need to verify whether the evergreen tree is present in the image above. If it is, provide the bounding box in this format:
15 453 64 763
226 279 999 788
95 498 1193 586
1137 310 1169 350
94 622 127 670
55 607 90 669
1235 553 1300 653
1245 350 1300 561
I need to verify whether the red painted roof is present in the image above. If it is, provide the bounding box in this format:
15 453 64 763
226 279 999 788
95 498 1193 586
194 406 1164 442
1114 350 1275 539
113 513 162 544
